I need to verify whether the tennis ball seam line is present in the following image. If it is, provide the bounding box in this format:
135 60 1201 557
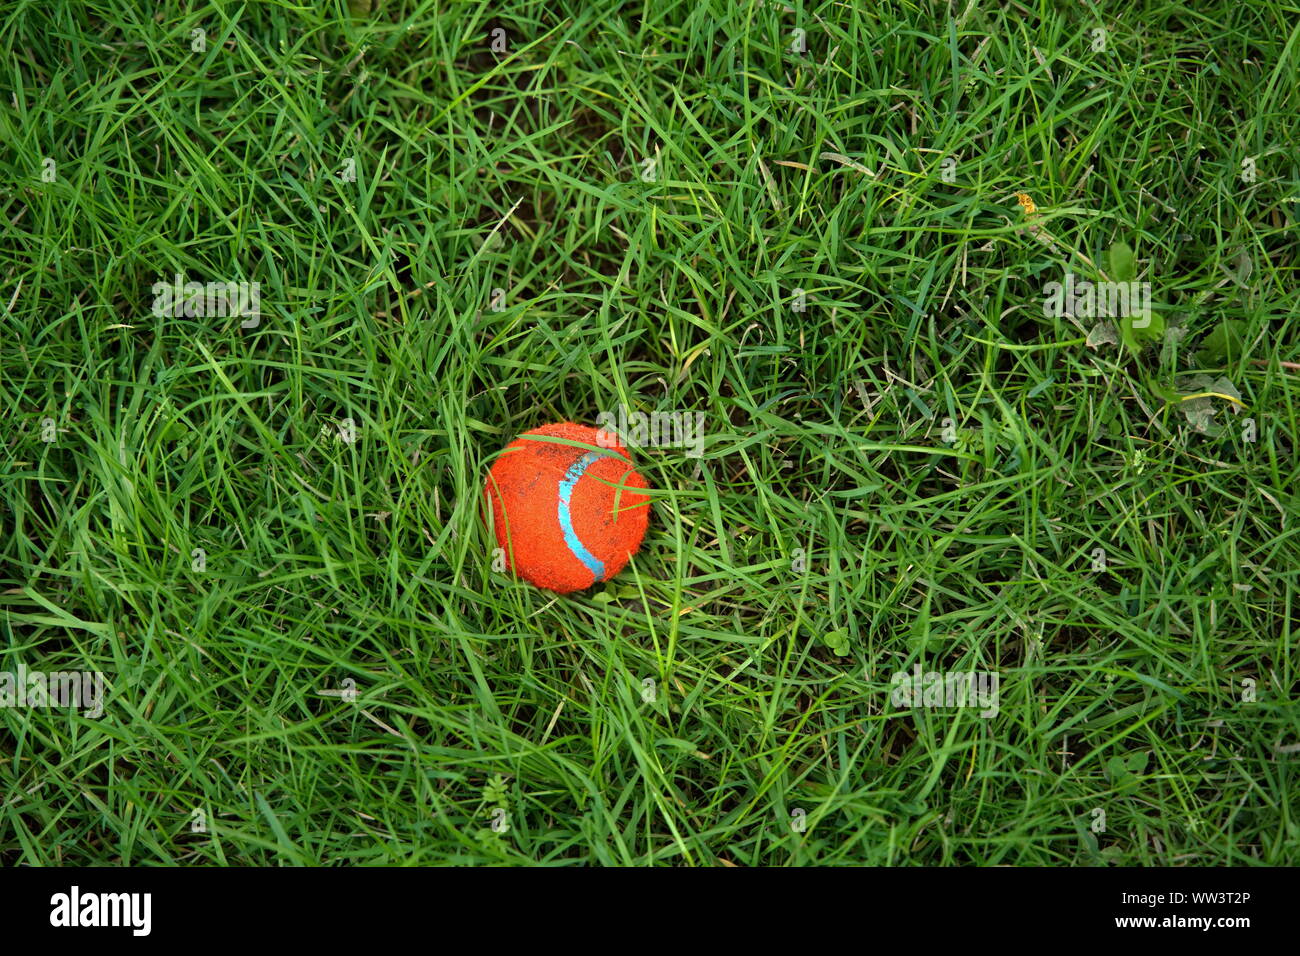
556 450 606 582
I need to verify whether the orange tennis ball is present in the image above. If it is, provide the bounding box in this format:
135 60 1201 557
484 422 651 593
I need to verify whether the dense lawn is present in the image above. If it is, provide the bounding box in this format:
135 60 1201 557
1 0 1297 865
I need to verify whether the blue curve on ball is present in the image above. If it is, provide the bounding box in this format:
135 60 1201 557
557 451 606 581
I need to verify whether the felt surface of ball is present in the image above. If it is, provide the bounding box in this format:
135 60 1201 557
484 422 651 593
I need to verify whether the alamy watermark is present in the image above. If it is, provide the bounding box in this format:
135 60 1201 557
49 886 150 936
890 665 999 718
151 273 261 326
1043 271 1150 326
596 406 705 458
0 662 105 718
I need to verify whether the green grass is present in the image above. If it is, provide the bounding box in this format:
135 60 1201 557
2 0 1298 865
